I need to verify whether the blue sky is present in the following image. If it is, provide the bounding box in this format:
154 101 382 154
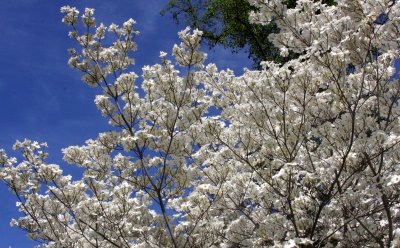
0 1 251 246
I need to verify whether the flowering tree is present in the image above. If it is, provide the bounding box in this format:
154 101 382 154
1 0 400 247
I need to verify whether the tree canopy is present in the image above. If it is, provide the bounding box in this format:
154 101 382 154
1 0 400 247
161 0 335 67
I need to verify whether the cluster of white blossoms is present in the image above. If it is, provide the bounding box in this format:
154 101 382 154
1 1 400 247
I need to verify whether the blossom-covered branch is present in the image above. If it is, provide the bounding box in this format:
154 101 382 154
1 1 400 247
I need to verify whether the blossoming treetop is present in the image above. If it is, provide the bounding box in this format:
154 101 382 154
1 0 400 247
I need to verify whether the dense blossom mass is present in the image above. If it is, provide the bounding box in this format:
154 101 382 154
1 0 400 247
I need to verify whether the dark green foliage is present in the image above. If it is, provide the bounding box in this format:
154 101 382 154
161 0 287 68
162 0 335 68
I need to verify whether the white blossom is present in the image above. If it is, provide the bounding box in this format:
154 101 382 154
1 1 400 247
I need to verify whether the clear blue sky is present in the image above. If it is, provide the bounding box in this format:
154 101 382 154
0 1 250 246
